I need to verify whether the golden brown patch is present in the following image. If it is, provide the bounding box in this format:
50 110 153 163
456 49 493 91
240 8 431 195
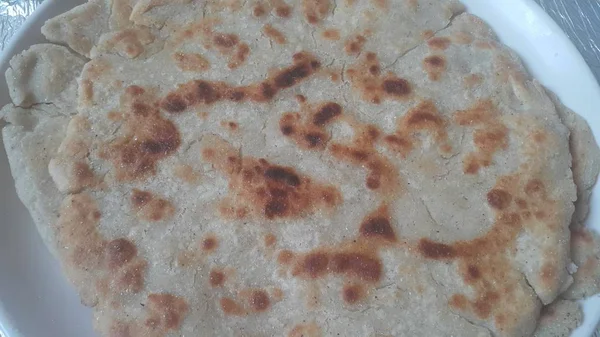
248 289 271 312
253 3 267 17
384 100 451 158
102 86 181 180
264 233 277 247
423 55 447 81
220 297 246 316
280 101 342 150
131 189 175 221
173 22 250 70
417 173 559 325
454 100 509 174
202 234 219 252
173 52 210 72
56 194 106 274
209 269 226 287
302 0 331 24
201 136 341 220
279 205 398 307
116 259 147 293
427 37 451 50
262 24 286 44
329 121 401 199
347 53 412 104
278 250 295 265
160 52 321 112
487 189 512 210
173 164 200 184
288 322 322 337
345 35 367 55
144 294 188 331
322 28 340 40
106 238 137 270
342 284 365 304
274 0 292 18
449 294 468 310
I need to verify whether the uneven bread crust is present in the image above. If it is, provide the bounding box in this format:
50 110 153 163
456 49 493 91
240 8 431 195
2 1 598 337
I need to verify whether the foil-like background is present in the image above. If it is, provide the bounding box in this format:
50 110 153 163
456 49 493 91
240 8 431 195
0 0 598 336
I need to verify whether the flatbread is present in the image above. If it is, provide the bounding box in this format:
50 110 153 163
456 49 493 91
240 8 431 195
3 1 596 337
5 44 85 108
533 300 583 337
41 0 137 57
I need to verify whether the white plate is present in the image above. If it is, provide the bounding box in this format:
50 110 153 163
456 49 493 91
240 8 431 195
0 0 598 336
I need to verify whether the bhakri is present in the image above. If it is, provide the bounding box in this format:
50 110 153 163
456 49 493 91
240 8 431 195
2 1 600 337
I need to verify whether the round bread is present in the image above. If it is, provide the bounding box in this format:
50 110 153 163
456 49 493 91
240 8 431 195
2 1 584 336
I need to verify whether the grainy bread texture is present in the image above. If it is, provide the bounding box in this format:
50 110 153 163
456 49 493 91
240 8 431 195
2 1 600 337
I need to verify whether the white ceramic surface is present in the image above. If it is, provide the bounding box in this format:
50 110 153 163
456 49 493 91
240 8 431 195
0 0 598 336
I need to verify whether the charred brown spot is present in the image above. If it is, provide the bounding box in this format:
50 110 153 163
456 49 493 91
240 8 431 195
345 35 367 55
209 270 225 287
202 236 218 252
300 253 329 278
275 63 313 89
423 55 446 81
265 199 288 218
108 88 182 180
342 284 363 304
468 265 480 281
264 167 301 186
427 37 451 50
313 102 342 126
487 189 512 210
418 239 456 259
369 65 380 75
275 5 292 18
281 125 294 135
203 136 340 220
253 4 266 17
107 238 137 270
132 189 153 207
360 216 396 242
213 33 239 48
249 290 270 312
383 78 411 96
304 132 326 147
161 93 187 113
330 252 382 282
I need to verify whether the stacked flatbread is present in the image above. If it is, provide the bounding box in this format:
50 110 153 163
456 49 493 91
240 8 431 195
2 0 600 336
